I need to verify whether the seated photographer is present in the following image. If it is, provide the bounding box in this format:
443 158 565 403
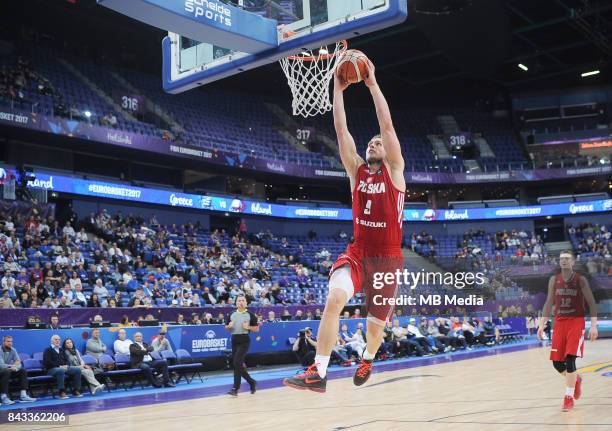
292 327 317 367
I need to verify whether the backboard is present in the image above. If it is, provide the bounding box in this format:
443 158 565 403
161 0 408 93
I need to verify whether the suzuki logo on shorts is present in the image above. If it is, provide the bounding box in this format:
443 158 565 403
357 180 386 194
170 193 194 207
569 203 594 214
185 0 232 27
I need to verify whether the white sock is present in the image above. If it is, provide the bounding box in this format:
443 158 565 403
363 349 375 361
315 355 330 378
565 387 575 397
20 390 27 397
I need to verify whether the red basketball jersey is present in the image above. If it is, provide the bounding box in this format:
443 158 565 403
351 163 404 249
553 272 585 320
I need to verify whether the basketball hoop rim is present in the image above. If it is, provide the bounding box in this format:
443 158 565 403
285 40 348 62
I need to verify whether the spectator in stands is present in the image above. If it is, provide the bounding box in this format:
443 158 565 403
43 335 82 399
0 335 36 404
69 272 82 290
62 222 76 239
406 318 433 353
130 332 174 388
314 309 322 320
426 319 453 351
460 317 478 346
293 327 317 367
0 289 14 309
203 313 217 324
113 329 133 355
201 287 217 305
266 311 278 323
175 313 187 325
151 330 173 353
331 335 354 366
352 309 361 319
483 316 500 343
85 328 106 360
58 284 75 304
61 338 105 395
189 313 201 325
1 272 16 293
75 228 89 243
88 293 102 308
281 309 291 321
48 315 60 330
438 317 467 349
340 323 366 358
391 319 423 356
294 310 304 321
73 285 87 307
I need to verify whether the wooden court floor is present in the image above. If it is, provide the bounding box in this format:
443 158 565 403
10 339 612 431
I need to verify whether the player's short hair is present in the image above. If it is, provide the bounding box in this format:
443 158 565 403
559 250 575 258
370 134 382 142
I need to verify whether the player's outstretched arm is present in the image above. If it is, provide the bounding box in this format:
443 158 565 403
363 61 404 172
333 74 363 188
538 276 555 340
579 276 598 341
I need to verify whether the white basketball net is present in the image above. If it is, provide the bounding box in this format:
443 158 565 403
279 41 347 118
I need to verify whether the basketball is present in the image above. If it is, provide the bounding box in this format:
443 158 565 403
336 49 369 84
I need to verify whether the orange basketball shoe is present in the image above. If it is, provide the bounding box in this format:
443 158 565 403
283 364 327 393
353 359 373 386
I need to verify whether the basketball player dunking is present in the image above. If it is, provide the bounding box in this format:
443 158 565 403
538 250 598 411
284 59 405 392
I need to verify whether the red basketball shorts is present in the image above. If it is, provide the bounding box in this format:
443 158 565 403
550 317 585 362
330 242 403 322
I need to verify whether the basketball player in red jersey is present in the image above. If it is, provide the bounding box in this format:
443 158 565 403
538 250 598 411
284 59 405 392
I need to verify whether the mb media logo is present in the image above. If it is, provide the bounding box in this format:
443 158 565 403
185 0 232 27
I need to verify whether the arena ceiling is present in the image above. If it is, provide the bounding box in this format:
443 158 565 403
3 0 612 102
